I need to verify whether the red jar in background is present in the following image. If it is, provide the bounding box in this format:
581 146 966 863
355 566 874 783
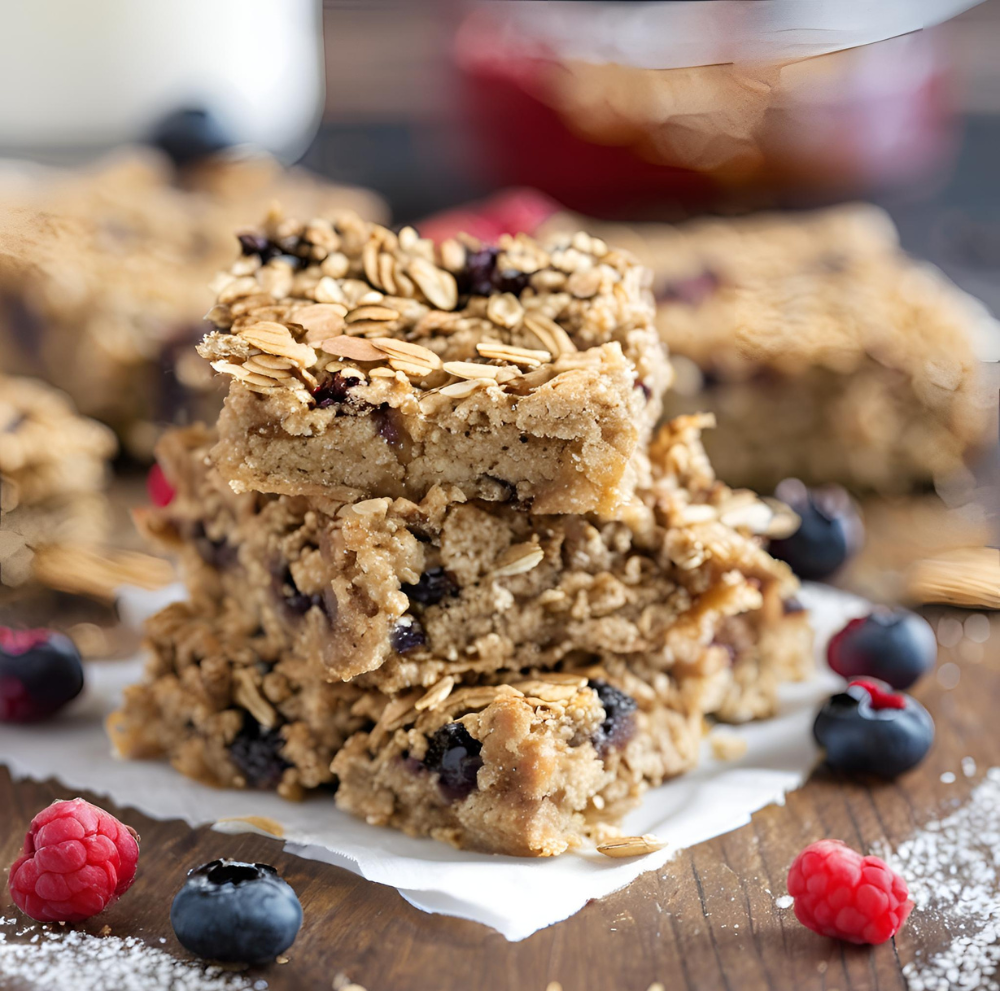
454 5 959 218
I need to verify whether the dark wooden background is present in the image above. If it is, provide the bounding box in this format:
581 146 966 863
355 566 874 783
1 607 997 991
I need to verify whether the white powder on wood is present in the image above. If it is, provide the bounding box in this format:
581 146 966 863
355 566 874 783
0 918 265 991
893 767 1000 991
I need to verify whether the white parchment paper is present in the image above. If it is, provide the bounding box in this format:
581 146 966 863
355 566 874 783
0 583 865 941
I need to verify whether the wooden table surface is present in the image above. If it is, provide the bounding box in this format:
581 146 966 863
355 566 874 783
1 606 997 991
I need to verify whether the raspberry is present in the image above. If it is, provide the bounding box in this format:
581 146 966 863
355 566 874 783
787 839 913 944
418 188 559 244
8 798 140 922
146 463 176 508
847 678 906 710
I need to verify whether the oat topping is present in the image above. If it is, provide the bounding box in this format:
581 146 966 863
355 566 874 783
197 211 662 410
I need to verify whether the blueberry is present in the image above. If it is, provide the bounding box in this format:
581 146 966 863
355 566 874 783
493 267 531 296
312 373 360 409
827 609 937 689
229 715 291 790
402 567 458 607
657 269 720 305
457 246 531 298
390 617 427 654
422 722 483 801
149 107 234 167
375 406 410 450
237 232 271 257
187 522 238 571
460 246 500 297
0 628 84 722
813 680 934 778
589 679 637 757
768 479 863 581
236 233 307 268
271 566 329 620
171 860 302 964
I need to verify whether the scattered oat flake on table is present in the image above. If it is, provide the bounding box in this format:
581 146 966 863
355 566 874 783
332 976 368 991
908 547 1000 609
596 835 665 858
709 729 749 761
0 919 260 990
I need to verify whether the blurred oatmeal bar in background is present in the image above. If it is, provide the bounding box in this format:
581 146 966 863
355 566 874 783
0 150 386 459
0 374 115 588
0 373 173 601
541 204 998 495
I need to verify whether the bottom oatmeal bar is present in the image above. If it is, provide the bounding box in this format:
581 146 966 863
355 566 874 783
107 596 810 856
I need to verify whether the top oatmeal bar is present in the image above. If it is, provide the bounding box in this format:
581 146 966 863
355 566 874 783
197 213 672 516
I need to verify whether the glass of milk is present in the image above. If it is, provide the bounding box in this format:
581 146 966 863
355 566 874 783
0 0 325 163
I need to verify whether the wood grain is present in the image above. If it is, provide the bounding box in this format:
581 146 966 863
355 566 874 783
1 608 997 991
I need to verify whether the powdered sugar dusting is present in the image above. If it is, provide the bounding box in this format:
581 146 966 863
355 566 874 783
894 767 1000 991
0 918 264 991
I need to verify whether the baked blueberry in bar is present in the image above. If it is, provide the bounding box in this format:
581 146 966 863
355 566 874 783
108 593 809 856
136 415 809 717
541 204 997 494
196 214 672 516
0 152 385 456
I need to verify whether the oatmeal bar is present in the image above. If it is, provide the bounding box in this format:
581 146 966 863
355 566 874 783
1 373 174 599
196 215 672 515
0 151 385 456
1 374 116 587
139 417 808 714
542 204 997 493
108 595 809 855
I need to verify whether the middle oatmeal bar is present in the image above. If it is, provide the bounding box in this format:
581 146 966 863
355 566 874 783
137 415 810 720
196 214 672 516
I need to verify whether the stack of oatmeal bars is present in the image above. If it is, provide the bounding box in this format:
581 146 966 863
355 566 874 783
108 212 813 856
